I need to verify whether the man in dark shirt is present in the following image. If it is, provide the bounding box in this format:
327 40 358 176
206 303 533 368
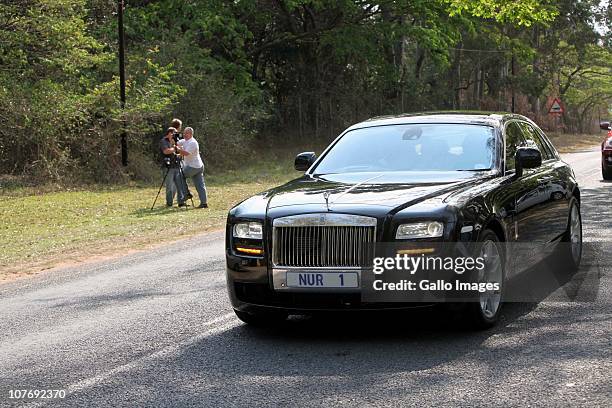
159 127 186 207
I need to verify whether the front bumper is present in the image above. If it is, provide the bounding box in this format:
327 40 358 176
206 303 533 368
228 279 436 314
226 253 447 313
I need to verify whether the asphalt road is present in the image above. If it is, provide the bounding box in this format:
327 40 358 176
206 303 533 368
1 149 610 407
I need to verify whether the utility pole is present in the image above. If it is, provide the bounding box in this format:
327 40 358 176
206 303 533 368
118 0 128 166
511 54 516 113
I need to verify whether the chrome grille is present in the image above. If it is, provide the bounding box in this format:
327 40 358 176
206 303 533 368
272 214 376 268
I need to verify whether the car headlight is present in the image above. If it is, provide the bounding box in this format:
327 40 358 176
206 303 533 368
605 138 612 149
233 222 263 240
396 221 444 239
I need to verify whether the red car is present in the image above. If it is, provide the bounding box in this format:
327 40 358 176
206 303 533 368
602 121 612 180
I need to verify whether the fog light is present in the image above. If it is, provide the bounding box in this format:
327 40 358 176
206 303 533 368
235 247 263 255
397 248 435 255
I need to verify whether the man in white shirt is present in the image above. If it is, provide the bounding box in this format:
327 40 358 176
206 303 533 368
176 127 208 208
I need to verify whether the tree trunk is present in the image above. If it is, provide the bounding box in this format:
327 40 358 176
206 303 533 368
298 95 303 139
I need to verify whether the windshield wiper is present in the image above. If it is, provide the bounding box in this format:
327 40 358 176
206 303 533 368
456 168 492 172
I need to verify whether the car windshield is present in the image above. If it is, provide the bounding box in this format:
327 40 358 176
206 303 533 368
312 123 496 174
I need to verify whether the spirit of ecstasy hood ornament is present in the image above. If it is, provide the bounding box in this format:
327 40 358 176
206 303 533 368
322 174 383 211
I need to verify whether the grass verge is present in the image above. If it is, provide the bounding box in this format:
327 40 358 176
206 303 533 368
0 154 297 281
547 132 604 153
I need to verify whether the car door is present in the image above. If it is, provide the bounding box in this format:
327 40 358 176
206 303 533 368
519 122 569 243
504 121 549 271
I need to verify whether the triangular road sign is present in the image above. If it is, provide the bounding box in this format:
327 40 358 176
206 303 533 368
549 98 564 114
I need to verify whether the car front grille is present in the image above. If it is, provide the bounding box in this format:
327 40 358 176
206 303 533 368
272 214 376 268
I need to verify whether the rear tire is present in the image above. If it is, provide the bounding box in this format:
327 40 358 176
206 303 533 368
234 309 288 327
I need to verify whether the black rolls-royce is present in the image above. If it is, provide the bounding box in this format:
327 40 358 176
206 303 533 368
225 113 582 328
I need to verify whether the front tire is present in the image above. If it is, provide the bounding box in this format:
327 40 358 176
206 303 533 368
602 163 612 180
234 309 288 327
557 200 582 273
463 229 505 330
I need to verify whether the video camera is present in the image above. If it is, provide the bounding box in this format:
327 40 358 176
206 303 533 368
160 132 183 168
163 156 174 169
163 147 183 169
172 131 183 144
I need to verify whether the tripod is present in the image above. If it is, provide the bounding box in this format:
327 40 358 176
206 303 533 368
151 163 195 210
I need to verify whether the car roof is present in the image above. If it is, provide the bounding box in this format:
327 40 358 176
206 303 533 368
346 111 528 131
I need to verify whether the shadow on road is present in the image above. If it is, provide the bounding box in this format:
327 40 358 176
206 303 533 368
120 296 609 406
126 247 608 405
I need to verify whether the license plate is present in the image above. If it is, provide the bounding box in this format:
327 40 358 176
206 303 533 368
286 272 358 288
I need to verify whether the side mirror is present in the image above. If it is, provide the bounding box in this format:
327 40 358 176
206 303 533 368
600 121 611 131
515 146 542 177
294 152 316 172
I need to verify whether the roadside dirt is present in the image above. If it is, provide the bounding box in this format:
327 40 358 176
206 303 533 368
549 133 604 153
0 227 224 284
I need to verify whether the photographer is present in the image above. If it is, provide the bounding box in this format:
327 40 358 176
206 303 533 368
159 127 187 207
171 118 182 133
176 127 208 208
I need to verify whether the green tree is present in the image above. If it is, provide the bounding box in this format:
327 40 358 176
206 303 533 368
0 0 181 181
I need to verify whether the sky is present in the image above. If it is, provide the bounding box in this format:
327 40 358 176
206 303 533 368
595 0 610 35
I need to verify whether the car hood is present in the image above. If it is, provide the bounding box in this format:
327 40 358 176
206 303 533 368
267 171 484 210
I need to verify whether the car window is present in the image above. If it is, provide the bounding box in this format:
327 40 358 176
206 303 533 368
312 124 496 174
534 127 559 159
519 122 553 160
504 122 525 171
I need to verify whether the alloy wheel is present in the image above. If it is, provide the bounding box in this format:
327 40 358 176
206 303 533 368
477 240 503 319
569 203 582 264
